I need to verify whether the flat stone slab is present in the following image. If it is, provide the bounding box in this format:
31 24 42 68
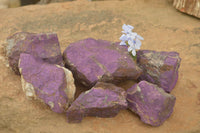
63 38 142 88
6 32 63 75
137 50 181 92
66 82 127 123
19 53 76 113
173 0 200 18
127 81 176 126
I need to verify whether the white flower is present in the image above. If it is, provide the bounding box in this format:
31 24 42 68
119 34 127 41
136 34 144 40
126 32 137 42
120 41 126 46
128 44 136 56
122 24 134 34
135 38 141 49
119 24 144 57
119 34 127 46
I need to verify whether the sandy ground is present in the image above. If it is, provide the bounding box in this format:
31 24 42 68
0 0 200 133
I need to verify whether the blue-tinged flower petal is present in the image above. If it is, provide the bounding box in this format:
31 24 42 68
122 24 133 34
122 24 129 31
122 24 127 30
120 41 126 46
131 32 137 37
135 44 141 50
135 38 141 49
126 32 137 41
128 46 133 52
131 49 136 56
136 34 144 40
122 31 126 34
127 25 134 30
119 34 127 41
128 40 134 46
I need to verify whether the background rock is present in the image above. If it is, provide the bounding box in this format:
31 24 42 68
20 0 40 6
0 0 199 133
37 0 73 4
173 0 200 18
0 0 20 9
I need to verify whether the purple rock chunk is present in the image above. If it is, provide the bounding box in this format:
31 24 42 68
6 32 63 75
137 50 181 92
63 38 142 88
19 53 76 113
127 81 176 126
66 82 127 123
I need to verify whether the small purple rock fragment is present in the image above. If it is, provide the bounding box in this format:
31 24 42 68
19 53 76 113
63 38 142 88
127 81 176 126
6 32 63 75
66 82 127 123
137 50 181 92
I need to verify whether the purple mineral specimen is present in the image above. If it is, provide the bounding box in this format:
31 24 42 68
19 53 76 113
6 32 63 75
127 81 176 126
63 38 142 88
137 50 181 92
66 82 127 123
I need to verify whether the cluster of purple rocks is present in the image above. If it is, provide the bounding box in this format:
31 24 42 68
7 32 75 113
6 32 181 126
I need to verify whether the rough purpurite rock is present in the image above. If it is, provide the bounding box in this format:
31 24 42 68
19 53 76 113
6 32 63 75
137 50 181 92
63 38 142 88
127 81 176 126
173 0 200 18
66 82 127 123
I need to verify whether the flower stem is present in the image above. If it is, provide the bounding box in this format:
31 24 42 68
129 52 137 61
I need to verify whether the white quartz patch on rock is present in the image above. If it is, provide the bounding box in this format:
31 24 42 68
56 65 76 105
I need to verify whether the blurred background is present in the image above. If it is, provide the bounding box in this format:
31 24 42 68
1 0 198 19
0 0 77 8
